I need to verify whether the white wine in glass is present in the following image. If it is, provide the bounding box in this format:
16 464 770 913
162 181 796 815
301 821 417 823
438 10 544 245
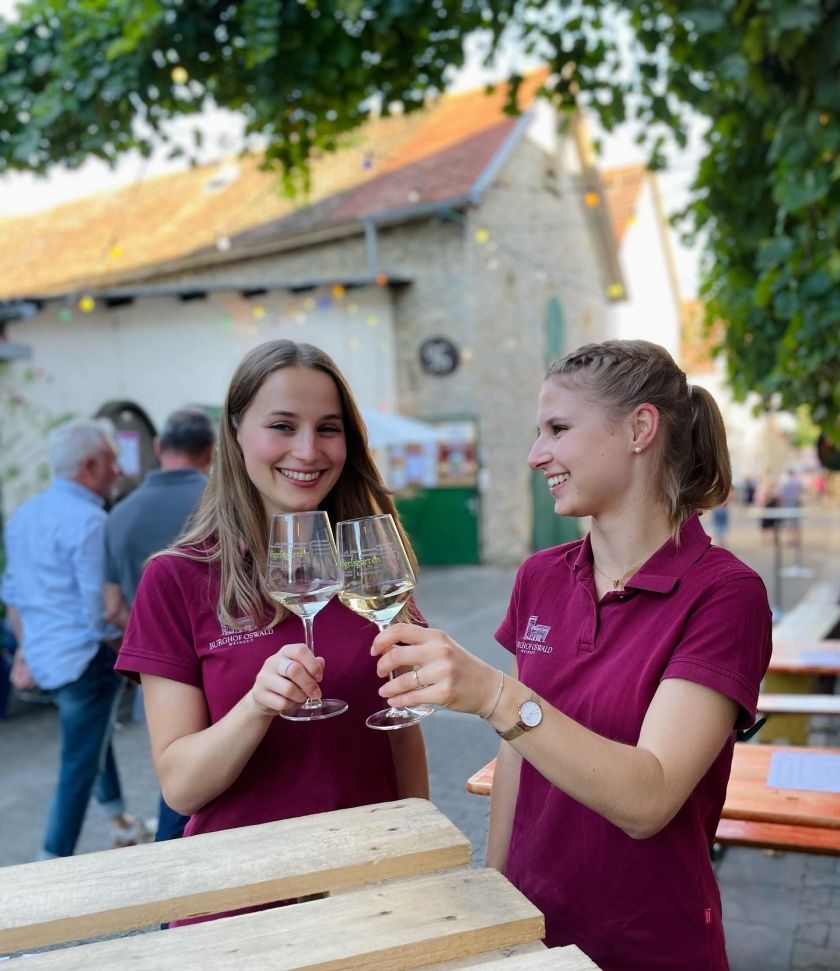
267 510 347 721
337 513 433 730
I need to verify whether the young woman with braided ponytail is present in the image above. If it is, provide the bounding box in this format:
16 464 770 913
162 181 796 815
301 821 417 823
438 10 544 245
374 339 771 971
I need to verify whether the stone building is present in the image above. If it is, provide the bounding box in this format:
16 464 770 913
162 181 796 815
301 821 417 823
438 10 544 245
0 73 645 564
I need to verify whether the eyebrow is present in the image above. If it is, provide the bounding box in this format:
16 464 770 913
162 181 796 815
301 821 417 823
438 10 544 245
266 410 344 421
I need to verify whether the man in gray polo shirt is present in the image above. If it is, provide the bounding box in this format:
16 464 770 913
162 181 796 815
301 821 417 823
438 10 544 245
104 407 215 840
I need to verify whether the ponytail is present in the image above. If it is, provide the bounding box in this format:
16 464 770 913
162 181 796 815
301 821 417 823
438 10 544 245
678 385 732 520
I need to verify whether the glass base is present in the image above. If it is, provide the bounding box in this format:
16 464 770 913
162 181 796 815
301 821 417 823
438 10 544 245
366 704 434 731
280 698 348 722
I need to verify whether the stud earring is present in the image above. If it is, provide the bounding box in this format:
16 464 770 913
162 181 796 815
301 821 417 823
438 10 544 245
633 446 642 454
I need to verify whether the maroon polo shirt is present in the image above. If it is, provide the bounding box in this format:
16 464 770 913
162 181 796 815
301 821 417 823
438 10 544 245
495 513 772 971
117 553 401 837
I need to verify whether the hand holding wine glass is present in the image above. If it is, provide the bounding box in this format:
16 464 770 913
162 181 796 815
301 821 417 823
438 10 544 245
266 510 346 721
337 513 433 730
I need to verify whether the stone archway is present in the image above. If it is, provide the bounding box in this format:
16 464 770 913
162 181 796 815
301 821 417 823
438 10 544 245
95 400 158 504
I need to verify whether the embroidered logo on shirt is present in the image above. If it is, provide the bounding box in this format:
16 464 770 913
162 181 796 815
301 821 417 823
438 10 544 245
524 615 550 642
517 615 553 654
208 614 272 650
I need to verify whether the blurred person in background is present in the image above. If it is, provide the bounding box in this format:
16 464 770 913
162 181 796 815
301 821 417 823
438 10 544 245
757 474 780 545
1 418 151 857
778 468 804 547
741 475 756 505
104 407 216 842
710 494 730 548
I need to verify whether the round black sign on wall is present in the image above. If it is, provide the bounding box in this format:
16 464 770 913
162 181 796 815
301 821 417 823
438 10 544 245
419 337 460 376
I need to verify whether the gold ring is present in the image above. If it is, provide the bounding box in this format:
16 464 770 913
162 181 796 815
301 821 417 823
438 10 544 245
412 668 424 689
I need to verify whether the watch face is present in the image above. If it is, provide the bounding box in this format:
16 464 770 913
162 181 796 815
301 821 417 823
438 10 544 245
520 699 542 728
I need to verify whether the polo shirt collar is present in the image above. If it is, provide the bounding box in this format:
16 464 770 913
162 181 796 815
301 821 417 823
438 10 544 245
52 475 106 508
145 469 207 485
567 512 711 595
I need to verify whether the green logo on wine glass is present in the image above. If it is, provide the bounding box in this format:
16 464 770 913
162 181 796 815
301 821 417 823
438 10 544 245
269 549 309 561
342 554 382 570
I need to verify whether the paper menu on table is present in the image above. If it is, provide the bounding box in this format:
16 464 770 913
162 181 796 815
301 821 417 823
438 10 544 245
767 751 840 793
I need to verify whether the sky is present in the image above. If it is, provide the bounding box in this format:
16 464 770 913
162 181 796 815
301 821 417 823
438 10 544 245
0 9 701 296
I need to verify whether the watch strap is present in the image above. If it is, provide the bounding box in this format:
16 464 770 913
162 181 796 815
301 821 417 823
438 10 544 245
497 720 528 741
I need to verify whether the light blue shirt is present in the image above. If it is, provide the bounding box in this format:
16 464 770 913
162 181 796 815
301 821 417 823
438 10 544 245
1 477 120 690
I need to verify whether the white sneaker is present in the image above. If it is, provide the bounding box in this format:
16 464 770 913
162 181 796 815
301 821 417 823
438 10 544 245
111 813 155 848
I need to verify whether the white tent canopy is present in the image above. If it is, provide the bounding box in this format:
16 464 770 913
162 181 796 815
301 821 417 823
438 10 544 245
361 411 439 490
361 410 440 448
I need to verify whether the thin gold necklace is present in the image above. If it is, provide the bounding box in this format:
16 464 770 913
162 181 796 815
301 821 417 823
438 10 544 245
593 557 647 591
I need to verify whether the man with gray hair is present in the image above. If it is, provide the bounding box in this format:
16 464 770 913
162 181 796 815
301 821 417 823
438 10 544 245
104 407 215 841
1 417 149 857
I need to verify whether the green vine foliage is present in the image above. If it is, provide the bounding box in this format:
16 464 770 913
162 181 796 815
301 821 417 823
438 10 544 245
1 0 838 441
0 363 74 518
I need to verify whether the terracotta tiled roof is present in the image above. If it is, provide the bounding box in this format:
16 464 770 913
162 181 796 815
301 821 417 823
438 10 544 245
681 299 724 374
226 120 518 252
600 164 646 243
0 70 549 300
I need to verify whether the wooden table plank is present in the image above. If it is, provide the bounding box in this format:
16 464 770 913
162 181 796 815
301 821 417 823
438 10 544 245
772 639 840 653
466 759 496 797
427 942 549 969
0 799 470 953
14 869 545 971
471 747 840 831
722 745 840 830
773 601 840 642
768 640 840 675
757 694 840 716
797 582 840 605
438 945 600 969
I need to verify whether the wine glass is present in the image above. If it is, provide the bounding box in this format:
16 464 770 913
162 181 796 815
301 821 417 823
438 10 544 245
266 511 347 721
337 513 433 730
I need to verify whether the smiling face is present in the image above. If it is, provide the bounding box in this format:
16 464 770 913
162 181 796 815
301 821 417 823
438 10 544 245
235 365 347 518
527 377 636 520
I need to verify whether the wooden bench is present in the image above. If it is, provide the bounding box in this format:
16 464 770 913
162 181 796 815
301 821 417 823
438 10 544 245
762 580 840 742
757 693 840 716
0 798 602 970
772 581 840 645
767 644 840 676
714 819 840 855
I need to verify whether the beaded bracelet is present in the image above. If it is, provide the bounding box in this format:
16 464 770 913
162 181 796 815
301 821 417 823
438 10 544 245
480 669 505 720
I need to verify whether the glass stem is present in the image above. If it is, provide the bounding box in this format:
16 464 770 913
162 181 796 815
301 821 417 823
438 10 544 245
300 615 321 710
378 621 407 716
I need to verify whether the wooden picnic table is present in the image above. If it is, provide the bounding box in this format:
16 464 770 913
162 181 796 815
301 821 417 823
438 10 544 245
722 744 840 830
767 639 840 675
716 743 840 855
770 580 840 645
0 798 602 970
761 578 840 740
466 744 840 856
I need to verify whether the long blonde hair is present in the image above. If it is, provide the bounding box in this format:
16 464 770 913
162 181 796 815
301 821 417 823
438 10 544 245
165 340 419 628
546 339 731 537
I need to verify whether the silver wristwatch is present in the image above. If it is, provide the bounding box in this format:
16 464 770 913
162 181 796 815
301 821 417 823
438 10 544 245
496 692 543 741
